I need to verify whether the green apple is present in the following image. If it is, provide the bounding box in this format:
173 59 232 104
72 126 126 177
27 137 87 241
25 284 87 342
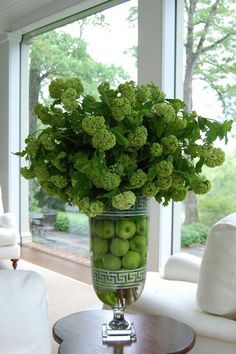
140 253 147 267
136 217 148 235
116 219 136 239
92 237 109 259
110 238 129 257
103 253 121 270
122 251 140 270
129 235 147 253
96 290 117 307
92 259 103 268
95 220 115 239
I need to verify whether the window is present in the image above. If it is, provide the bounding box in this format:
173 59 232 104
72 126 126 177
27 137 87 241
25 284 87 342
180 0 236 256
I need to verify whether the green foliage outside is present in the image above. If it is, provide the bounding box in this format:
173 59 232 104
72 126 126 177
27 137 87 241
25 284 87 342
181 152 236 246
181 223 209 247
197 153 236 227
54 212 89 236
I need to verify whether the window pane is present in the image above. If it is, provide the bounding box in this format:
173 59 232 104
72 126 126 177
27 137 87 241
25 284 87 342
27 0 138 263
180 1 236 257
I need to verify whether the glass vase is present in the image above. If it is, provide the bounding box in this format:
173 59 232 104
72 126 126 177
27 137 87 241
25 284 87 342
89 197 150 343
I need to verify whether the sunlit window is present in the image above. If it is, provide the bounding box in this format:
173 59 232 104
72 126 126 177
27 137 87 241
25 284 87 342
180 0 236 256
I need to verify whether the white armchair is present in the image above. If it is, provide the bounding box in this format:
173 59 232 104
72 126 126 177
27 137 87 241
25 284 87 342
0 269 52 354
128 213 236 354
0 186 20 268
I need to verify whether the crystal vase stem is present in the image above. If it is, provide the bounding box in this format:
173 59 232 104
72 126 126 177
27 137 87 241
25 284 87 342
109 306 129 330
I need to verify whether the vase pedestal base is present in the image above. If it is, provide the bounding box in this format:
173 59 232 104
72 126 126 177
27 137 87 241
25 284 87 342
102 320 136 343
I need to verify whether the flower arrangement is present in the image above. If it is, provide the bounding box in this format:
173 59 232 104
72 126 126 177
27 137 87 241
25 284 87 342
18 77 232 217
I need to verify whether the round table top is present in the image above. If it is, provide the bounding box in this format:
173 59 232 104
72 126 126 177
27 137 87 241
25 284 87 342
53 309 195 354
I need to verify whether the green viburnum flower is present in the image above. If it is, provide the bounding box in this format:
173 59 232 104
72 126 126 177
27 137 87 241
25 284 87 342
154 102 175 123
156 161 173 177
34 104 50 125
156 176 173 190
51 175 68 188
98 82 117 102
61 88 78 111
150 143 163 157
51 107 66 128
25 136 40 157
48 78 66 99
136 85 152 103
112 191 136 210
204 147 225 168
171 174 185 189
116 154 137 172
171 187 187 202
190 177 211 194
92 171 121 191
20 166 35 180
82 115 106 136
127 126 148 148
129 169 147 189
64 78 83 97
118 81 136 106
39 134 55 151
161 135 179 155
109 162 124 176
76 197 104 217
92 129 116 151
141 182 159 197
185 143 201 158
111 97 132 121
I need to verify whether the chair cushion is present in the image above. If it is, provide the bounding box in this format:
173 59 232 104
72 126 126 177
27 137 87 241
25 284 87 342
0 228 17 246
197 212 236 319
0 244 20 259
0 212 17 229
164 252 201 283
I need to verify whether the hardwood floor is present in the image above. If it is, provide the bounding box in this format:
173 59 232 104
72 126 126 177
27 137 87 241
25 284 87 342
21 245 92 285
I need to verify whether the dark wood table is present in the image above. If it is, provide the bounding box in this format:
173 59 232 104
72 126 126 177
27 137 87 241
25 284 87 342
53 310 195 354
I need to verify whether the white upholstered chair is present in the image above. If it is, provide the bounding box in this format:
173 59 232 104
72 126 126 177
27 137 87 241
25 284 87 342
128 212 236 354
0 269 52 354
0 186 20 268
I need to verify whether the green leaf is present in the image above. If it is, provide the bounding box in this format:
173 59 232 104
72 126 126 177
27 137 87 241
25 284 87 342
147 165 157 181
166 99 186 112
74 173 92 198
111 127 129 148
14 150 27 157
90 152 107 175
73 153 91 175
153 118 165 138
195 157 205 174
97 188 119 200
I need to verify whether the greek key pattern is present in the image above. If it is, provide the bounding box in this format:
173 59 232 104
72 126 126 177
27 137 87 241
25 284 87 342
92 267 146 289
101 197 150 217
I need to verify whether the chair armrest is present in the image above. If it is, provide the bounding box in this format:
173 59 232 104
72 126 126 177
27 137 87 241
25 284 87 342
0 212 17 229
163 252 201 283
